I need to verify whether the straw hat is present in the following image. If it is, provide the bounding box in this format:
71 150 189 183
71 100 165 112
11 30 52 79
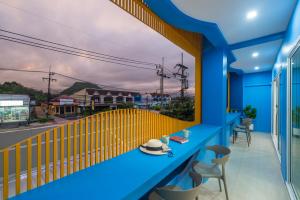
139 139 169 155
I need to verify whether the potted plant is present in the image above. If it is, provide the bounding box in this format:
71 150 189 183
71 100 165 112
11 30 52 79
243 105 257 131
292 107 300 137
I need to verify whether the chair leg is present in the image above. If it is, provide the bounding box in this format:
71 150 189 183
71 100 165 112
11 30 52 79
245 132 250 147
223 177 229 200
218 178 222 192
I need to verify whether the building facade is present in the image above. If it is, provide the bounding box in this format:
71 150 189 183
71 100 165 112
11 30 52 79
48 95 79 116
0 94 30 124
70 88 141 111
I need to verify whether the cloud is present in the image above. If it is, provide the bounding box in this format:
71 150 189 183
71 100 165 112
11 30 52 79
0 0 195 95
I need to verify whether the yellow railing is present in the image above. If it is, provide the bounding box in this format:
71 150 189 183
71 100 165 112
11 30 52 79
0 109 194 199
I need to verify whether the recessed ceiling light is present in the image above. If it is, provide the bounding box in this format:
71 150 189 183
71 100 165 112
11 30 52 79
252 52 259 58
254 66 260 70
246 10 257 20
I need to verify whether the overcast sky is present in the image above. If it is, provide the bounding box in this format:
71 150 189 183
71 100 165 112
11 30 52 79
0 0 195 95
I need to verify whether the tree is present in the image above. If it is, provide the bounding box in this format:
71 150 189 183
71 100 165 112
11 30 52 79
161 96 194 121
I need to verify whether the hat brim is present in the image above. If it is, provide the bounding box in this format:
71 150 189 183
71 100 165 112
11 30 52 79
139 143 168 155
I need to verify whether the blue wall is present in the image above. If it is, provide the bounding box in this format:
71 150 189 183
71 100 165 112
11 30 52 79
243 71 272 133
230 72 243 111
272 0 300 181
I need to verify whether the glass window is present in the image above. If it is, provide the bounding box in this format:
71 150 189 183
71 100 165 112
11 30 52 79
291 45 300 198
0 106 29 123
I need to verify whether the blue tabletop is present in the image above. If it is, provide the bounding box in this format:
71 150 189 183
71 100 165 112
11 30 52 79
226 113 240 124
11 124 222 200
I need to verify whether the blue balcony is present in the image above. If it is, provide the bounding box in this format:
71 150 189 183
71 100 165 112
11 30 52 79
1 0 300 200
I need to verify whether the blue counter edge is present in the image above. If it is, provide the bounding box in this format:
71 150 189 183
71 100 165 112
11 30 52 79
10 124 222 200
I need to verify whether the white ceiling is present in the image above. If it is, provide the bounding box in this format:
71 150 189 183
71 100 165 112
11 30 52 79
171 0 297 73
231 40 283 73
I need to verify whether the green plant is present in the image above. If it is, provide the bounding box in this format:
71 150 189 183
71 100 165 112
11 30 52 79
292 107 300 128
243 105 257 119
118 102 134 109
160 97 194 121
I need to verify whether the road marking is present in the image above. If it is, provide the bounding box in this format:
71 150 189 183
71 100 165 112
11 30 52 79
0 124 59 134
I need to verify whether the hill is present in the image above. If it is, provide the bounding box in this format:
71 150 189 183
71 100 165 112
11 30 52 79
60 82 100 95
0 81 47 102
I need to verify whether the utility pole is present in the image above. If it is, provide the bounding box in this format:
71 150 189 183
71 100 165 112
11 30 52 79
156 57 170 111
173 53 189 101
42 65 56 118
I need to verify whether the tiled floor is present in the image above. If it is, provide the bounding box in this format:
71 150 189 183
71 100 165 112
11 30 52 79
197 133 290 200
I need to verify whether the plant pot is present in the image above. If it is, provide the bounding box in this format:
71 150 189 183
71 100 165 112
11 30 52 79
293 127 300 137
249 124 254 131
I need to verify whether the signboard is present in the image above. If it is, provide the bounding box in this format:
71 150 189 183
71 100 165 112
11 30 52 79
0 100 23 107
59 99 74 105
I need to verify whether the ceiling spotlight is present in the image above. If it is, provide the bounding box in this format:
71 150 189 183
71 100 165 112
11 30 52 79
247 10 257 20
254 66 260 70
252 52 259 58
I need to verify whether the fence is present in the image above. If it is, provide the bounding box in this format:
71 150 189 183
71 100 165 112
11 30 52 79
0 109 194 199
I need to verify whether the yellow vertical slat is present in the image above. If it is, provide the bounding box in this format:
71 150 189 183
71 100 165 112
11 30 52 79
53 128 58 180
100 113 103 162
119 110 124 154
133 109 136 148
116 110 119 156
15 144 21 195
147 111 150 140
95 114 99 163
27 139 32 190
112 111 116 157
45 130 50 183
135 109 138 147
85 117 89 168
73 121 77 171
79 119 83 170
109 111 112 158
151 112 154 139
67 123 71 175
105 112 108 160
124 109 128 152
37 134 42 186
60 126 65 178
3 149 9 200
155 113 158 139
130 109 133 150
90 115 94 166
142 110 144 142
137 110 140 145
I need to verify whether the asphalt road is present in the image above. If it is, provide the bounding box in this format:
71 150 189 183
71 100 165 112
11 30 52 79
0 124 61 149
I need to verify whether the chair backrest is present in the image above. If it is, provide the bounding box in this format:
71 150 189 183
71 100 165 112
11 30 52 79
157 184 202 200
207 145 231 174
206 145 231 157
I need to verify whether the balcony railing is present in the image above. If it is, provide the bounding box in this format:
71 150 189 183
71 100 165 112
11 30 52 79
0 109 194 199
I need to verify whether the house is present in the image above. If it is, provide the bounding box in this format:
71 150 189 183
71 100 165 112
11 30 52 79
47 95 79 116
69 88 141 111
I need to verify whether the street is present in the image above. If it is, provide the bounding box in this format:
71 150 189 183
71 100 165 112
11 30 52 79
0 124 63 149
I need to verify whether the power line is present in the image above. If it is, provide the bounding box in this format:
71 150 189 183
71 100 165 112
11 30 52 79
0 28 157 66
0 1 130 50
0 34 157 71
0 67 48 74
0 66 153 93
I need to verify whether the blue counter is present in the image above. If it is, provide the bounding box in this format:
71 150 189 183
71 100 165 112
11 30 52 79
11 124 222 200
224 113 241 146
